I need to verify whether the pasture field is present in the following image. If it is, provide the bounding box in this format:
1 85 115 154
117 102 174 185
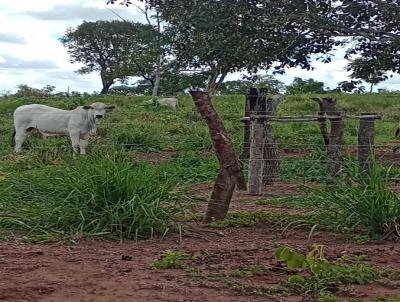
0 93 400 301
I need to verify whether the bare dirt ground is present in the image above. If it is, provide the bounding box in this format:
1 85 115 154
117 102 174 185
1 182 400 302
1 223 399 302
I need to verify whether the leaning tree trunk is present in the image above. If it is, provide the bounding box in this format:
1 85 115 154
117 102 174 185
190 91 246 223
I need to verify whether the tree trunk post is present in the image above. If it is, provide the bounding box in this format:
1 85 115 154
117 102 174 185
326 114 344 178
263 95 283 184
358 114 378 175
239 94 252 161
190 90 246 223
312 97 338 149
247 88 267 195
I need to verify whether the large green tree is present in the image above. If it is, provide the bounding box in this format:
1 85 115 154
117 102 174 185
61 20 158 94
346 58 389 93
286 77 326 94
220 75 285 95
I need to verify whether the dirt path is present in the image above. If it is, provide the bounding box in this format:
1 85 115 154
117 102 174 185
1 223 399 302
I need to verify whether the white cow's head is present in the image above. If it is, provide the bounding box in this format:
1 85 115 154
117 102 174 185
83 102 115 124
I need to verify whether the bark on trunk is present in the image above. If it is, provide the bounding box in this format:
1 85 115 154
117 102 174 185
248 117 266 195
152 55 162 97
247 88 267 195
100 68 113 95
190 91 246 223
263 95 283 184
239 94 252 161
152 12 162 97
312 97 344 178
326 115 344 178
358 116 376 174
100 82 113 95
189 71 226 123
312 97 338 149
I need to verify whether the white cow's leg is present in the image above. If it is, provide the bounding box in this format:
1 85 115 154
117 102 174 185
79 133 90 155
14 129 27 153
69 132 80 154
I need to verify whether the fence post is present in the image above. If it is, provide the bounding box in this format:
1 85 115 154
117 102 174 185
248 88 267 195
326 114 344 178
239 95 251 160
358 114 379 174
263 95 283 184
312 97 338 149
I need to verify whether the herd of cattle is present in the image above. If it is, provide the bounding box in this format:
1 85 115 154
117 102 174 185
11 97 178 154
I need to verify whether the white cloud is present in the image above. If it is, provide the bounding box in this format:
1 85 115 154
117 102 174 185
0 0 149 93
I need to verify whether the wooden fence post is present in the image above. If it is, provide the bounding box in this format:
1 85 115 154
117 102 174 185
190 91 246 223
248 88 267 195
263 95 283 184
312 97 338 149
358 114 379 174
239 95 251 160
326 115 344 178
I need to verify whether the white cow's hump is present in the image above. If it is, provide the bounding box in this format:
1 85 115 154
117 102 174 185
14 104 71 116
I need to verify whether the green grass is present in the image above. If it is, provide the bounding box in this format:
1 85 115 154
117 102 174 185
150 250 191 269
1 93 400 241
303 166 400 239
0 157 191 240
207 211 302 228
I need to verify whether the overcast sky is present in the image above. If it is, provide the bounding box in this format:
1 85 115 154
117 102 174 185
1 0 400 94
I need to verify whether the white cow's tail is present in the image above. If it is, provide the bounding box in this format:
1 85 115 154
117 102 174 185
11 126 16 147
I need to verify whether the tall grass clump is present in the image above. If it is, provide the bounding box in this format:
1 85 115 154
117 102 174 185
304 166 400 239
0 157 188 240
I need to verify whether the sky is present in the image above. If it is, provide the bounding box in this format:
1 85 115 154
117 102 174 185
1 0 400 94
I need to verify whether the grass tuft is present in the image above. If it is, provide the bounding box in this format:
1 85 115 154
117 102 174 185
0 157 189 240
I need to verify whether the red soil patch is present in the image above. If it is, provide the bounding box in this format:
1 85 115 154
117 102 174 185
1 226 399 302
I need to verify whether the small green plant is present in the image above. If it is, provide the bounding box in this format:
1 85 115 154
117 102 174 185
275 244 375 298
208 211 301 228
220 261 266 278
150 250 190 269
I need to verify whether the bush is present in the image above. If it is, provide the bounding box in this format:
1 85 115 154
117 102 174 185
0 158 188 240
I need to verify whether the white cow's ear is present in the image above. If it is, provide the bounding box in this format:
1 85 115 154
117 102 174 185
105 105 115 111
83 105 93 110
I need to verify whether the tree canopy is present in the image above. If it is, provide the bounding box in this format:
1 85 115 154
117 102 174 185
61 20 159 94
107 0 400 93
109 0 338 94
286 77 326 95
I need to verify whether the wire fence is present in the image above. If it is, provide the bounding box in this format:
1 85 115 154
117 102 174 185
1 107 400 188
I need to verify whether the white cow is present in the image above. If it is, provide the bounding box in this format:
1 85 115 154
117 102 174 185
158 97 178 110
145 97 178 110
12 102 115 154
